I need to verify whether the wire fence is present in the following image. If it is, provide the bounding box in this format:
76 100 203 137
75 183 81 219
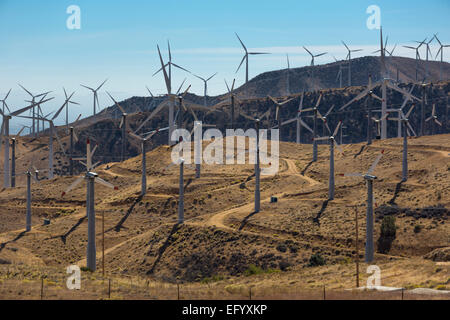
0 275 447 300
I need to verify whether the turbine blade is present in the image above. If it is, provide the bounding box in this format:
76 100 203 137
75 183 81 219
62 176 84 196
367 151 384 175
95 177 117 189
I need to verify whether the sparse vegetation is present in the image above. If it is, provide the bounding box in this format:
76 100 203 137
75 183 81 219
377 216 397 254
308 253 326 267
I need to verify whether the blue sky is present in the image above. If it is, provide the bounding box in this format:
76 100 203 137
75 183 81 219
0 0 449 131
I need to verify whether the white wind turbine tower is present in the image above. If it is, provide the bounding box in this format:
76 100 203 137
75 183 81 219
387 105 416 182
340 27 421 140
106 91 129 162
80 79 108 116
434 34 450 81
129 127 169 196
62 88 80 132
0 89 11 115
152 41 191 144
425 104 442 135
302 94 323 162
139 46 210 146
340 150 385 263
268 96 294 139
403 38 427 82
62 138 118 271
18 84 52 136
303 46 327 90
235 33 270 85
1 97 53 187
333 56 347 88
381 85 417 138
314 121 344 200
286 54 291 95
341 41 363 87
193 72 218 107
371 113 390 140
18 110 67 180
279 92 313 144
317 104 335 140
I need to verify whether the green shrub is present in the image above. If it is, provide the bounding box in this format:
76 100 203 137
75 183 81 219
377 216 396 254
308 253 326 267
414 225 423 233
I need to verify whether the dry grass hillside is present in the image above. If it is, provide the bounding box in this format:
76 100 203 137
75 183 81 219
0 133 448 298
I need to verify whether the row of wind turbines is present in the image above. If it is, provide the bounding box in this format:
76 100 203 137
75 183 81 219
0 28 448 272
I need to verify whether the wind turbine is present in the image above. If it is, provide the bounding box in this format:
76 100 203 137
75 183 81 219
342 41 363 86
1 97 53 187
371 113 390 140
340 28 421 139
387 105 416 181
193 72 218 107
268 96 294 139
279 92 313 144
235 33 270 85
62 138 118 271
434 34 450 81
106 92 129 162
80 79 108 116
0 89 11 115
153 40 191 92
314 121 344 200
18 85 52 136
62 88 80 132
18 109 67 180
333 56 347 88
286 54 291 95
303 46 327 90
302 94 323 162
139 46 213 145
340 150 385 263
317 104 335 140
403 38 427 81
128 127 168 196
425 104 442 135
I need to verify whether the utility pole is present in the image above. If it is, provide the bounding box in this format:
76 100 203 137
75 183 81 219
178 159 184 224
11 138 16 188
102 210 105 278
26 171 32 232
354 205 360 288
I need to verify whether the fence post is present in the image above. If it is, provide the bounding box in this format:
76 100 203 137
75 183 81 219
323 285 326 300
177 283 180 300
401 288 404 300
108 279 111 299
40 277 44 300
249 287 252 300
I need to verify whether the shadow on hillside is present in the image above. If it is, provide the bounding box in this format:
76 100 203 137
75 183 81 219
113 194 144 232
313 200 330 225
388 180 405 205
301 161 314 176
49 215 87 244
353 145 366 159
147 223 180 275
0 231 27 252
238 211 259 231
